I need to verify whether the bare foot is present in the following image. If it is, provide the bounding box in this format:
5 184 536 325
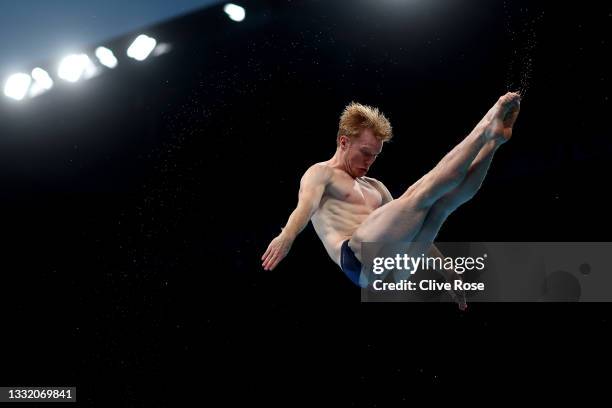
482 92 521 144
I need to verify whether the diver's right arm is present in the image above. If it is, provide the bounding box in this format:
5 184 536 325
261 165 331 271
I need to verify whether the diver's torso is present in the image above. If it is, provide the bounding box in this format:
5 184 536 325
310 163 383 265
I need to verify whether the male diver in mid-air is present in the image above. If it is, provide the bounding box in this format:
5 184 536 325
262 92 521 310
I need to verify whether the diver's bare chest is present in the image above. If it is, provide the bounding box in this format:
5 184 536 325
326 177 382 210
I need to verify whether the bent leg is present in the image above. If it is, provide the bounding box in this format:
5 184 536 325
379 132 504 285
399 137 502 260
388 201 453 285
392 138 502 286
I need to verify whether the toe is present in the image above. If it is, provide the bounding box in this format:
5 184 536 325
508 92 521 103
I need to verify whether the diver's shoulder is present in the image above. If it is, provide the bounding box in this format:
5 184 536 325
303 162 334 183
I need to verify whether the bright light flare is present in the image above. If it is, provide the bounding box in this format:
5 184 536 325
224 4 245 22
58 53 97 82
29 67 54 97
95 46 118 68
127 35 157 61
4 73 32 100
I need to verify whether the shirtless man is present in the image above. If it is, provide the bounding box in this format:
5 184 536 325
262 92 521 308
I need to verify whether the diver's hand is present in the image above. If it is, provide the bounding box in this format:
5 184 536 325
439 268 468 311
448 276 468 312
261 232 294 271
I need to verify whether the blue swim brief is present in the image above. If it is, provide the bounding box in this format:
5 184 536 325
340 239 363 287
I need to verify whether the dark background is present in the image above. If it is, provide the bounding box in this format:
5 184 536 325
0 0 610 405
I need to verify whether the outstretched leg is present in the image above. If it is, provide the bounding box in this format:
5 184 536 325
398 138 502 257
404 89 521 250
349 92 521 262
392 94 520 306
391 139 501 278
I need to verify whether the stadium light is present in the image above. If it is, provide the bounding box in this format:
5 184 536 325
58 53 96 82
95 47 118 68
224 4 245 22
29 67 54 97
127 35 157 61
4 73 32 101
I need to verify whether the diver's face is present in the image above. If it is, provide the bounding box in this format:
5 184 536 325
343 128 383 177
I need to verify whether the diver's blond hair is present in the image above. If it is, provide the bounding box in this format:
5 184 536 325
337 102 393 145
